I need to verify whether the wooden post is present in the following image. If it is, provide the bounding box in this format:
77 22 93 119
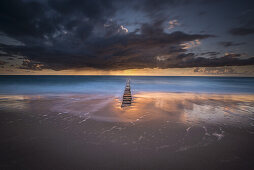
121 79 132 107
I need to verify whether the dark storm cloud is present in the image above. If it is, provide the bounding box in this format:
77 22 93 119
48 0 114 18
138 0 218 13
1 20 216 70
219 41 246 47
0 0 116 41
0 0 220 39
231 7 254 36
0 0 55 37
229 27 254 36
153 53 254 69
200 52 220 56
197 11 207 16
20 59 45 70
0 60 7 65
0 0 254 71
188 54 254 67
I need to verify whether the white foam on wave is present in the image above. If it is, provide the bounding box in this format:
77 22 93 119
203 126 211 136
78 116 90 124
212 127 225 141
186 126 192 132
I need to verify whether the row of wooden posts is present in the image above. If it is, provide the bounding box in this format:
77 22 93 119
121 79 132 107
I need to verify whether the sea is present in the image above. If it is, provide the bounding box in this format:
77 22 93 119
0 75 254 95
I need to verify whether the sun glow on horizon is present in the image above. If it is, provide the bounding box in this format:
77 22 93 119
0 65 254 76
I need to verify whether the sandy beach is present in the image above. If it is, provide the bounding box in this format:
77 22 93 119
0 92 254 169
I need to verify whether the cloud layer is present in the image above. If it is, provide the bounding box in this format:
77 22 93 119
0 0 254 72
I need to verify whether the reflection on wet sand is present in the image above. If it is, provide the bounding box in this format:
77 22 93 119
0 93 254 169
112 93 254 127
1 92 254 126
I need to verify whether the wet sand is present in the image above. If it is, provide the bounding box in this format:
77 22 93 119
0 92 254 169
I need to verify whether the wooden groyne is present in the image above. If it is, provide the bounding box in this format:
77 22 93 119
121 79 132 107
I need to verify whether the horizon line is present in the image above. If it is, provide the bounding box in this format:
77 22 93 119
0 74 254 77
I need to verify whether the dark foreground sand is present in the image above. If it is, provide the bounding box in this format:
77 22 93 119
0 93 254 169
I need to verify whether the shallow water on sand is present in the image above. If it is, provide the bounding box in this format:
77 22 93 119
0 92 254 169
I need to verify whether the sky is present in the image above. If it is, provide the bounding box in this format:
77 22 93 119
0 0 254 76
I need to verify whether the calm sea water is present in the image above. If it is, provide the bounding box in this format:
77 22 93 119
0 75 254 95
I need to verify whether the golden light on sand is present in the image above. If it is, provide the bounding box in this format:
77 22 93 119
111 92 254 123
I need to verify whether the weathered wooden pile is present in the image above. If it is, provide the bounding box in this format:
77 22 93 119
121 79 132 107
